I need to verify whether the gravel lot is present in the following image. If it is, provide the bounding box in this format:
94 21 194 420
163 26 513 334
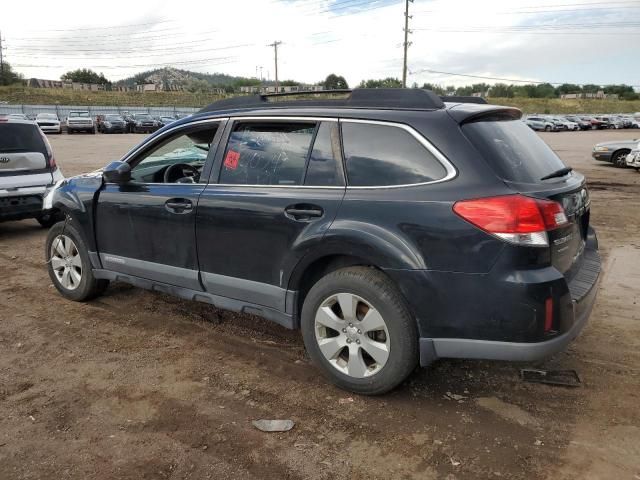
1 130 639 479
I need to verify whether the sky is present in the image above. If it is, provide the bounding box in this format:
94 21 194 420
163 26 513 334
1 0 639 88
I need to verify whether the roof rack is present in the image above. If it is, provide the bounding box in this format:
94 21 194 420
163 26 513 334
199 88 446 113
441 96 488 105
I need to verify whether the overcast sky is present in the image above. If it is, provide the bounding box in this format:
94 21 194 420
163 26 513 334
2 0 639 88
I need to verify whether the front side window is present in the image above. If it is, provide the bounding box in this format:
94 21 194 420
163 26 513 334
341 122 447 186
220 121 316 185
130 125 218 183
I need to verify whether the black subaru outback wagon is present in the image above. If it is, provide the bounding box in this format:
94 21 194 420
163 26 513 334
44 89 600 394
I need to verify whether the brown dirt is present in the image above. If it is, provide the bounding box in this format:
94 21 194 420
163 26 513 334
0 130 639 479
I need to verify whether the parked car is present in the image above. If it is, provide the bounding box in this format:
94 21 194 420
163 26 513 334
43 89 600 394
596 116 623 129
66 111 95 134
5 113 29 121
582 116 609 130
524 118 545 131
549 117 578 131
35 113 62 134
132 113 160 133
0 117 64 226
527 115 557 132
97 114 127 134
592 139 639 167
158 116 177 128
564 116 592 130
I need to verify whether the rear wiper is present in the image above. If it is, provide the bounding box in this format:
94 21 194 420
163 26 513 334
541 167 573 181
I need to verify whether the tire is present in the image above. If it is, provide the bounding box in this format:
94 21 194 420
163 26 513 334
544 125 551 132
45 219 109 301
301 266 418 395
612 150 630 168
68 129 73 135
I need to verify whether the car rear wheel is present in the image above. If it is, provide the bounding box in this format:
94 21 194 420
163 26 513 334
544 125 551 132
301 266 418 395
45 220 109 301
612 150 630 168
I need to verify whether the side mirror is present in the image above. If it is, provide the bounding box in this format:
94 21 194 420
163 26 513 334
103 161 131 184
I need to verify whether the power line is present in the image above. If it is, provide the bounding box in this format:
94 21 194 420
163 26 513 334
409 67 640 88
12 56 237 69
14 19 175 33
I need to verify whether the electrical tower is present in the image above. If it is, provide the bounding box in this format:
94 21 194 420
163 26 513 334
402 0 414 88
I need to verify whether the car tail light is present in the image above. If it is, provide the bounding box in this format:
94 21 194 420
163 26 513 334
38 128 57 169
453 194 568 247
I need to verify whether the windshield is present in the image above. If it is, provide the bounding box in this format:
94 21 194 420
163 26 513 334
69 112 90 117
105 115 123 121
135 114 152 120
462 119 567 184
37 113 57 119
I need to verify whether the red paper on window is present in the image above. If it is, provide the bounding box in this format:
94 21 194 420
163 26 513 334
224 150 240 170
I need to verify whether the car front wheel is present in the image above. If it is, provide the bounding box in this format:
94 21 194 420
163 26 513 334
612 150 630 168
45 220 109 301
301 266 418 395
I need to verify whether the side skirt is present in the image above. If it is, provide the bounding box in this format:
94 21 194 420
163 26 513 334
92 269 296 329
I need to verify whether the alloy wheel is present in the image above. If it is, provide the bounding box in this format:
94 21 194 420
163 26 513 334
314 293 390 378
50 235 82 290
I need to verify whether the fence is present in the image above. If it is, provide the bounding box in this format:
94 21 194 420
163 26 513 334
0 104 200 119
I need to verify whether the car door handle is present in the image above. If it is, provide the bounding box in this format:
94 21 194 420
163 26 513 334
284 205 324 221
165 199 193 214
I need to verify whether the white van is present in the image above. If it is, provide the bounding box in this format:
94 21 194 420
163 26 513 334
0 117 64 226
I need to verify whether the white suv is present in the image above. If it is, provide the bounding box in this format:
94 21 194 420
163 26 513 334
0 117 64 226
36 113 62 134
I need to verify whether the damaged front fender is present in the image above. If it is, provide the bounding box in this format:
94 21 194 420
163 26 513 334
43 171 104 251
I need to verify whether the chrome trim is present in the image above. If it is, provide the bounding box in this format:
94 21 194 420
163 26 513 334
121 118 228 163
339 118 457 189
229 116 338 123
208 184 344 190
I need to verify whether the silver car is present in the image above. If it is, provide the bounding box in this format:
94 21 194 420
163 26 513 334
0 117 64 226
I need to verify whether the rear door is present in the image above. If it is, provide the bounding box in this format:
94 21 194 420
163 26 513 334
0 121 53 189
195 117 346 311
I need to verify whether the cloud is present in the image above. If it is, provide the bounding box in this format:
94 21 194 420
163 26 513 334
2 0 638 87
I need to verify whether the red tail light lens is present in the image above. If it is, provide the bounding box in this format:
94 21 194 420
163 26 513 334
453 194 568 246
544 297 554 333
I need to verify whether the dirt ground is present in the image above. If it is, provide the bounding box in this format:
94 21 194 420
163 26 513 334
1 130 639 480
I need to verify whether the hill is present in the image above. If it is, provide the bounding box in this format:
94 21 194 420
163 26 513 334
2 86 640 113
116 67 252 89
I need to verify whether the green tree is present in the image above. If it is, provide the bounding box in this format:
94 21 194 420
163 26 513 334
489 83 514 98
420 83 446 95
324 73 349 90
0 62 23 86
358 77 402 88
185 79 211 93
61 68 110 84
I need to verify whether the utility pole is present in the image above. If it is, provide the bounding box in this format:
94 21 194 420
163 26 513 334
402 0 413 88
267 41 282 92
0 30 5 78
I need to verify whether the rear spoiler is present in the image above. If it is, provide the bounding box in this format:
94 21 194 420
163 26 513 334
447 105 522 124
441 96 488 105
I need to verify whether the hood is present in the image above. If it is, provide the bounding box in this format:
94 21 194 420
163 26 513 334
595 139 639 148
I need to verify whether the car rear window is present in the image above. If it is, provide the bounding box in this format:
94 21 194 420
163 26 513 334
0 123 47 156
462 118 567 183
341 122 447 186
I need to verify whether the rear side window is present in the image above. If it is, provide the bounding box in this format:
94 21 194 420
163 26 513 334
304 122 344 186
341 122 447 186
220 122 315 185
462 119 566 183
0 123 47 156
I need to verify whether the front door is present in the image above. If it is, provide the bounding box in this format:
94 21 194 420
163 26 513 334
196 118 346 311
95 121 224 290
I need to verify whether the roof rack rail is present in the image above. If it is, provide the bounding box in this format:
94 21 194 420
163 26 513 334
441 96 488 105
199 88 446 113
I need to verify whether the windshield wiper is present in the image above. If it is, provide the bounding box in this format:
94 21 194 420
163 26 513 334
541 167 573 181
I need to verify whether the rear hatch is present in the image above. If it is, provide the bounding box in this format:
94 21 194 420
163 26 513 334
461 116 591 283
0 121 54 188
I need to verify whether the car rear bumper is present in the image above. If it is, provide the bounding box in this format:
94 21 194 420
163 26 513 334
0 192 45 221
386 229 601 366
